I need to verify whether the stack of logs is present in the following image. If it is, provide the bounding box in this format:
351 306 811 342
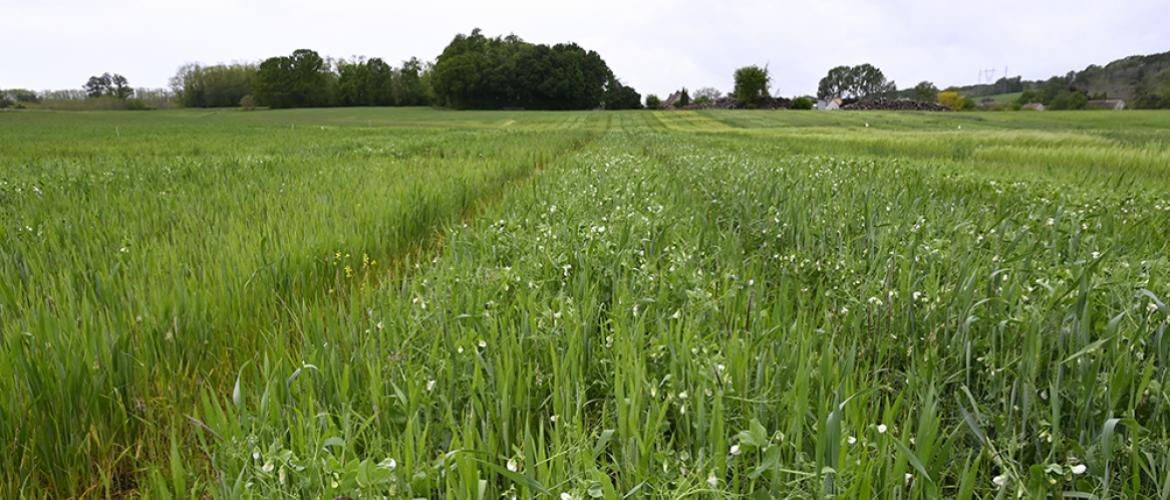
841 99 951 111
683 96 793 110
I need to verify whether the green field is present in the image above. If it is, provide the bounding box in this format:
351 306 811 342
980 92 1024 105
2 107 1169 498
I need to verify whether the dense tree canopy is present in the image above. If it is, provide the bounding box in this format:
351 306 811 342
431 29 632 110
172 64 257 108
84 73 132 99
604 78 642 109
733 66 770 108
172 53 434 109
1134 78 1170 109
1014 73 1089 110
2 88 39 103
912 81 939 102
817 64 896 101
337 58 394 106
396 58 431 106
253 49 336 108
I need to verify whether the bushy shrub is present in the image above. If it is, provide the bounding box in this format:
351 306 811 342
645 94 661 109
790 96 814 110
239 94 256 110
1048 90 1088 110
125 98 151 111
937 91 971 111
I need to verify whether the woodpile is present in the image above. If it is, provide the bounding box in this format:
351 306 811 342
841 99 951 111
684 96 792 110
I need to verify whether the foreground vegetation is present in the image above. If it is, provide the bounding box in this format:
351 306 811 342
2 108 1169 498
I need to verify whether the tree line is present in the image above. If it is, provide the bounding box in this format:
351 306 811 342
23 35 1168 112
170 52 433 109
2 72 175 110
163 30 641 110
647 63 899 110
430 29 640 110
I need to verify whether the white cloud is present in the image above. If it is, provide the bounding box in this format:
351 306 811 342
1 0 1167 97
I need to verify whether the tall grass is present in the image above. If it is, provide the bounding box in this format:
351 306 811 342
1 108 1168 497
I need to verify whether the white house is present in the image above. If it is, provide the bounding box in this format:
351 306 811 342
816 98 842 110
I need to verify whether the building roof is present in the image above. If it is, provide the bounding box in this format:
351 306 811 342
1085 99 1126 110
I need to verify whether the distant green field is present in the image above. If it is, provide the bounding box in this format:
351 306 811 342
2 108 1169 498
979 92 1024 104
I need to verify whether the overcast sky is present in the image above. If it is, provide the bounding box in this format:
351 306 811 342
3 0 1168 97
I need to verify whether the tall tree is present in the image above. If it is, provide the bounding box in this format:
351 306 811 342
337 58 372 106
603 78 642 109
817 66 853 100
733 65 770 108
911 81 939 102
172 64 256 108
84 74 111 98
253 49 333 108
83 73 132 99
850 64 895 100
431 29 626 110
366 58 395 106
818 64 895 100
395 57 426 106
110 74 132 99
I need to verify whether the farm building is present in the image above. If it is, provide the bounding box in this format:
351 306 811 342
1085 99 1126 110
1020 103 1046 111
661 91 686 109
978 98 1009 110
817 98 842 110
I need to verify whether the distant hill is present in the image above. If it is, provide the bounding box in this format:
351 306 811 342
1069 51 1170 105
946 77 1025 99
940 50 1170 109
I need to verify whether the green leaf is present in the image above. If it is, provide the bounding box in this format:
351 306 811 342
893 438 933 485
749 446 781 479
322 436 346 452
592 429 615 460
1062 336 1114 365
468 457 550 495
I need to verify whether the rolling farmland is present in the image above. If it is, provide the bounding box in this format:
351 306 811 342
2 108 1169 498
